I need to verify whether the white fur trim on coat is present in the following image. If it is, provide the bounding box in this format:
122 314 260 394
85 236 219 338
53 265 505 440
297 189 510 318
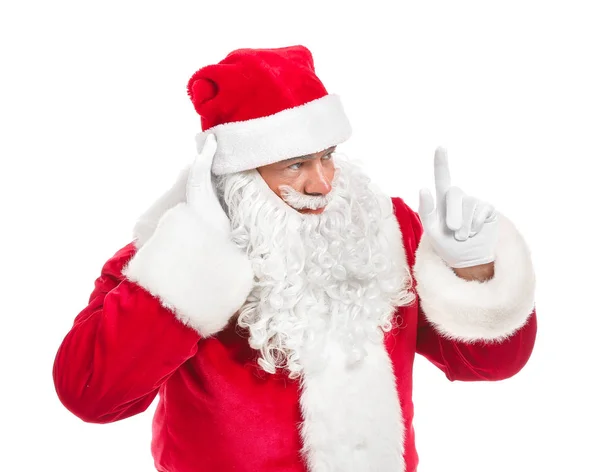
123 203 254 337
298 195 409 472
299 337 406 472
196 94 352 175
413 213 535 342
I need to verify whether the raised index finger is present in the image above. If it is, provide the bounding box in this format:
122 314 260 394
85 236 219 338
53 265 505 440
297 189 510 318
434 146 451 209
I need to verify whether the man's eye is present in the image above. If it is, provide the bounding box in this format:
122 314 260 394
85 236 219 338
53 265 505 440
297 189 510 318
322 152 334 161
289 162 302 170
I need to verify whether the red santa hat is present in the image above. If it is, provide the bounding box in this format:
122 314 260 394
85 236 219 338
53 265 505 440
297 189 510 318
187 45 352 175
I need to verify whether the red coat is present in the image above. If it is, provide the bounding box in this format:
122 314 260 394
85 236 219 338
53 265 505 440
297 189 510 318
53 196 537 472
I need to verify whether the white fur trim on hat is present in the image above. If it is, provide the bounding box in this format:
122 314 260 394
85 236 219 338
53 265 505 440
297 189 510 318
413 213 536 342
123 203 255 337
196 94 352 175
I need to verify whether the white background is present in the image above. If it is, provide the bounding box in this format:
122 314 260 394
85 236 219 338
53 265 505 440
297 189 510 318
1 0 598 470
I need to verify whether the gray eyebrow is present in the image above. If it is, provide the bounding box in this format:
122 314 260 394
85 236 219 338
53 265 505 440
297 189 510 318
281 155 315 164
282 146 336 164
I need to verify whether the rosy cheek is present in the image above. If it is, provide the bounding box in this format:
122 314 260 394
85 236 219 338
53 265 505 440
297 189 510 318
280 170 303 185
268 172 298 196
322 166 335 184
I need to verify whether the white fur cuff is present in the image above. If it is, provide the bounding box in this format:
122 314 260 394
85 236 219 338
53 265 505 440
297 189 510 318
123 203 254 337
413 213 536 342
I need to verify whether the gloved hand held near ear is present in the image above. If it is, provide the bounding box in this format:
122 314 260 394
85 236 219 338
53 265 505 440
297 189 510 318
123 135 255 337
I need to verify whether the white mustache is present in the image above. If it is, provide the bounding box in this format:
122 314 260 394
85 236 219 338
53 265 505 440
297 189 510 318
279 185 334 210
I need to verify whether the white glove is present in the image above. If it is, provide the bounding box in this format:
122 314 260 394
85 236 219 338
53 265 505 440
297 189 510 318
132 134 229 246
186 133 231 236
133 165 190 247
418 147 499 269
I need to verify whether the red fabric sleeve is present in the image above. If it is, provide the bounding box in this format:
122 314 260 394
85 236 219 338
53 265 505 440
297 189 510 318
53 243 202 423
416 305 537 381
392 197 538 382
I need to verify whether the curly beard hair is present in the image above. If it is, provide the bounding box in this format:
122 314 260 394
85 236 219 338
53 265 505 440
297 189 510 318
214 155 416 379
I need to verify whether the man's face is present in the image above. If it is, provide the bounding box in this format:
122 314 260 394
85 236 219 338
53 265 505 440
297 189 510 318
256 146 336 215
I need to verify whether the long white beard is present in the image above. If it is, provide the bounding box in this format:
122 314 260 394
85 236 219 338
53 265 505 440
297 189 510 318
214 155 415 379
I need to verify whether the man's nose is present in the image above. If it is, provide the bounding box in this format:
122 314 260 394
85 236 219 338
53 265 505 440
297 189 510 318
304 162 332 196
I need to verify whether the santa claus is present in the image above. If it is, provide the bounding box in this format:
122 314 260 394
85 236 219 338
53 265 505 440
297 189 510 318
53 45 537 472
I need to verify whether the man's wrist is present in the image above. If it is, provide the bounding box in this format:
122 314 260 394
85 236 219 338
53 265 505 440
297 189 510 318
452 262 495 282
